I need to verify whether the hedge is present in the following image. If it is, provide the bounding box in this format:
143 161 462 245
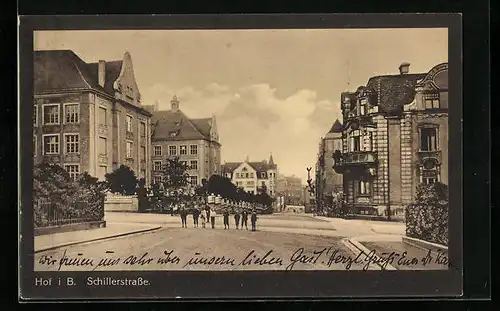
405 202 448 246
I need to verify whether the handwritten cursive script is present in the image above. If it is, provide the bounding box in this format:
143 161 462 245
37 246 451 271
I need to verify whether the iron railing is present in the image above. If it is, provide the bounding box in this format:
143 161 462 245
34 199 104 228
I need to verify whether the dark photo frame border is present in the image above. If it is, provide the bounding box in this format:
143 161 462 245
18 14 469 301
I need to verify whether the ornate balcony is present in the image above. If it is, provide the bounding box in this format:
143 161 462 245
333 151 378 174
417 150 442 164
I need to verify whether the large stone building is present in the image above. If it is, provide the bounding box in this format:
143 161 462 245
276 174 303 206
316 119 344 205
146 96 221 187
333 62 448 217
220 155 277 196
33 50 152 184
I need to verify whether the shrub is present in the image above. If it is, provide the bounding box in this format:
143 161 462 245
406 182 449 246
33 163 106 227
105 165 138 195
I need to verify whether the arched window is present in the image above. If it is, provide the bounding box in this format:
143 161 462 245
420 158 440 184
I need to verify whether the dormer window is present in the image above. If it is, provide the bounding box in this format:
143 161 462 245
424 93 440 109
360 98 368 115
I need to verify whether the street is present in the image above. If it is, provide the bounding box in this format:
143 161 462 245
34 212 447 271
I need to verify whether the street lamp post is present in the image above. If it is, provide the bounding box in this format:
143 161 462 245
306 167 316 214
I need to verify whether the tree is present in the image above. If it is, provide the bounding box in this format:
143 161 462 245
34 162 77 204
105 165 138 195
161 156 190 190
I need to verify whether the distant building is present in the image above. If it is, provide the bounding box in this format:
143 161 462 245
276 174 303 206
33 50 152 184
333 62 448 217
316 119 344 204
146 96 221 187
220 155 278 196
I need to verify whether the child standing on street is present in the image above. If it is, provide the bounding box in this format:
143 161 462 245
234 207 241 229
251 209 257 231
241 208 248 230
200 208 207 228
180 205 188 228
223 208 230 230
192 205 200 228
210 207 216 229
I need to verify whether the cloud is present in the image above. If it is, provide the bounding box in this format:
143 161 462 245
142 82 342 183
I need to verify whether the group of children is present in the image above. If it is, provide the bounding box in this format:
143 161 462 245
178 204 258 231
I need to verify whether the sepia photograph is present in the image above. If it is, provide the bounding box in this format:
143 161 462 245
28 27 453 275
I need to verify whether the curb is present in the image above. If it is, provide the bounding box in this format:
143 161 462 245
344 238 397 270
34 226 162 253
402 236 448 254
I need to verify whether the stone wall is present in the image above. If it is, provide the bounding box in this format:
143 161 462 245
104 194 139 212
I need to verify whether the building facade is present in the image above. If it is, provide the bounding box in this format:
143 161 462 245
34 50 152 184
316 119 344 205
276 174 303 206
146 96 221 187
333 62 448 217
220 155 278 196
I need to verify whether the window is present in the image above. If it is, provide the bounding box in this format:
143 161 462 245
190 145 198 155
261 172 266 178
65 165 80 181
153 161 162 171
180 145 187 155
349 130 361 152
140 146 146 161
97 137 106 156
180 161 188 168
43 134 59 155
154 146 162 156
420 127 438 151
169 145 177 156
126 141 133 158
33 135 37 157
363 132 373 152
245 173 249 178
64 104 79 124
126 115 133 132
65 134 79 154
153 175 163 184
98 107 107 126
250 172 254 178
421 159 439 185
190 160 198 170
190 176 198 186
424 94 440 109
358 179 371 195
33 105 38 126
140 122 146 137
43 104 60 125
360 98 368 115
236 173 240 179
422 170 438 185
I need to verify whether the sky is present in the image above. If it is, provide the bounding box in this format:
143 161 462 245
34 28 448 184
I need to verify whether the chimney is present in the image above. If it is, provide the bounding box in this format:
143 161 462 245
98 60 106 87
399 62 410 75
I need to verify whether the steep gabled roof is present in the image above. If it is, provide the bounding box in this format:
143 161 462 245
151 110 212 141
87 60 123 94
221 160 276 176
328 119 343 133
34 50 124 97
35 50 101 93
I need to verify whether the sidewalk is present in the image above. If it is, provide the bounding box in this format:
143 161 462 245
348 234 449 270
34 222 161 253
